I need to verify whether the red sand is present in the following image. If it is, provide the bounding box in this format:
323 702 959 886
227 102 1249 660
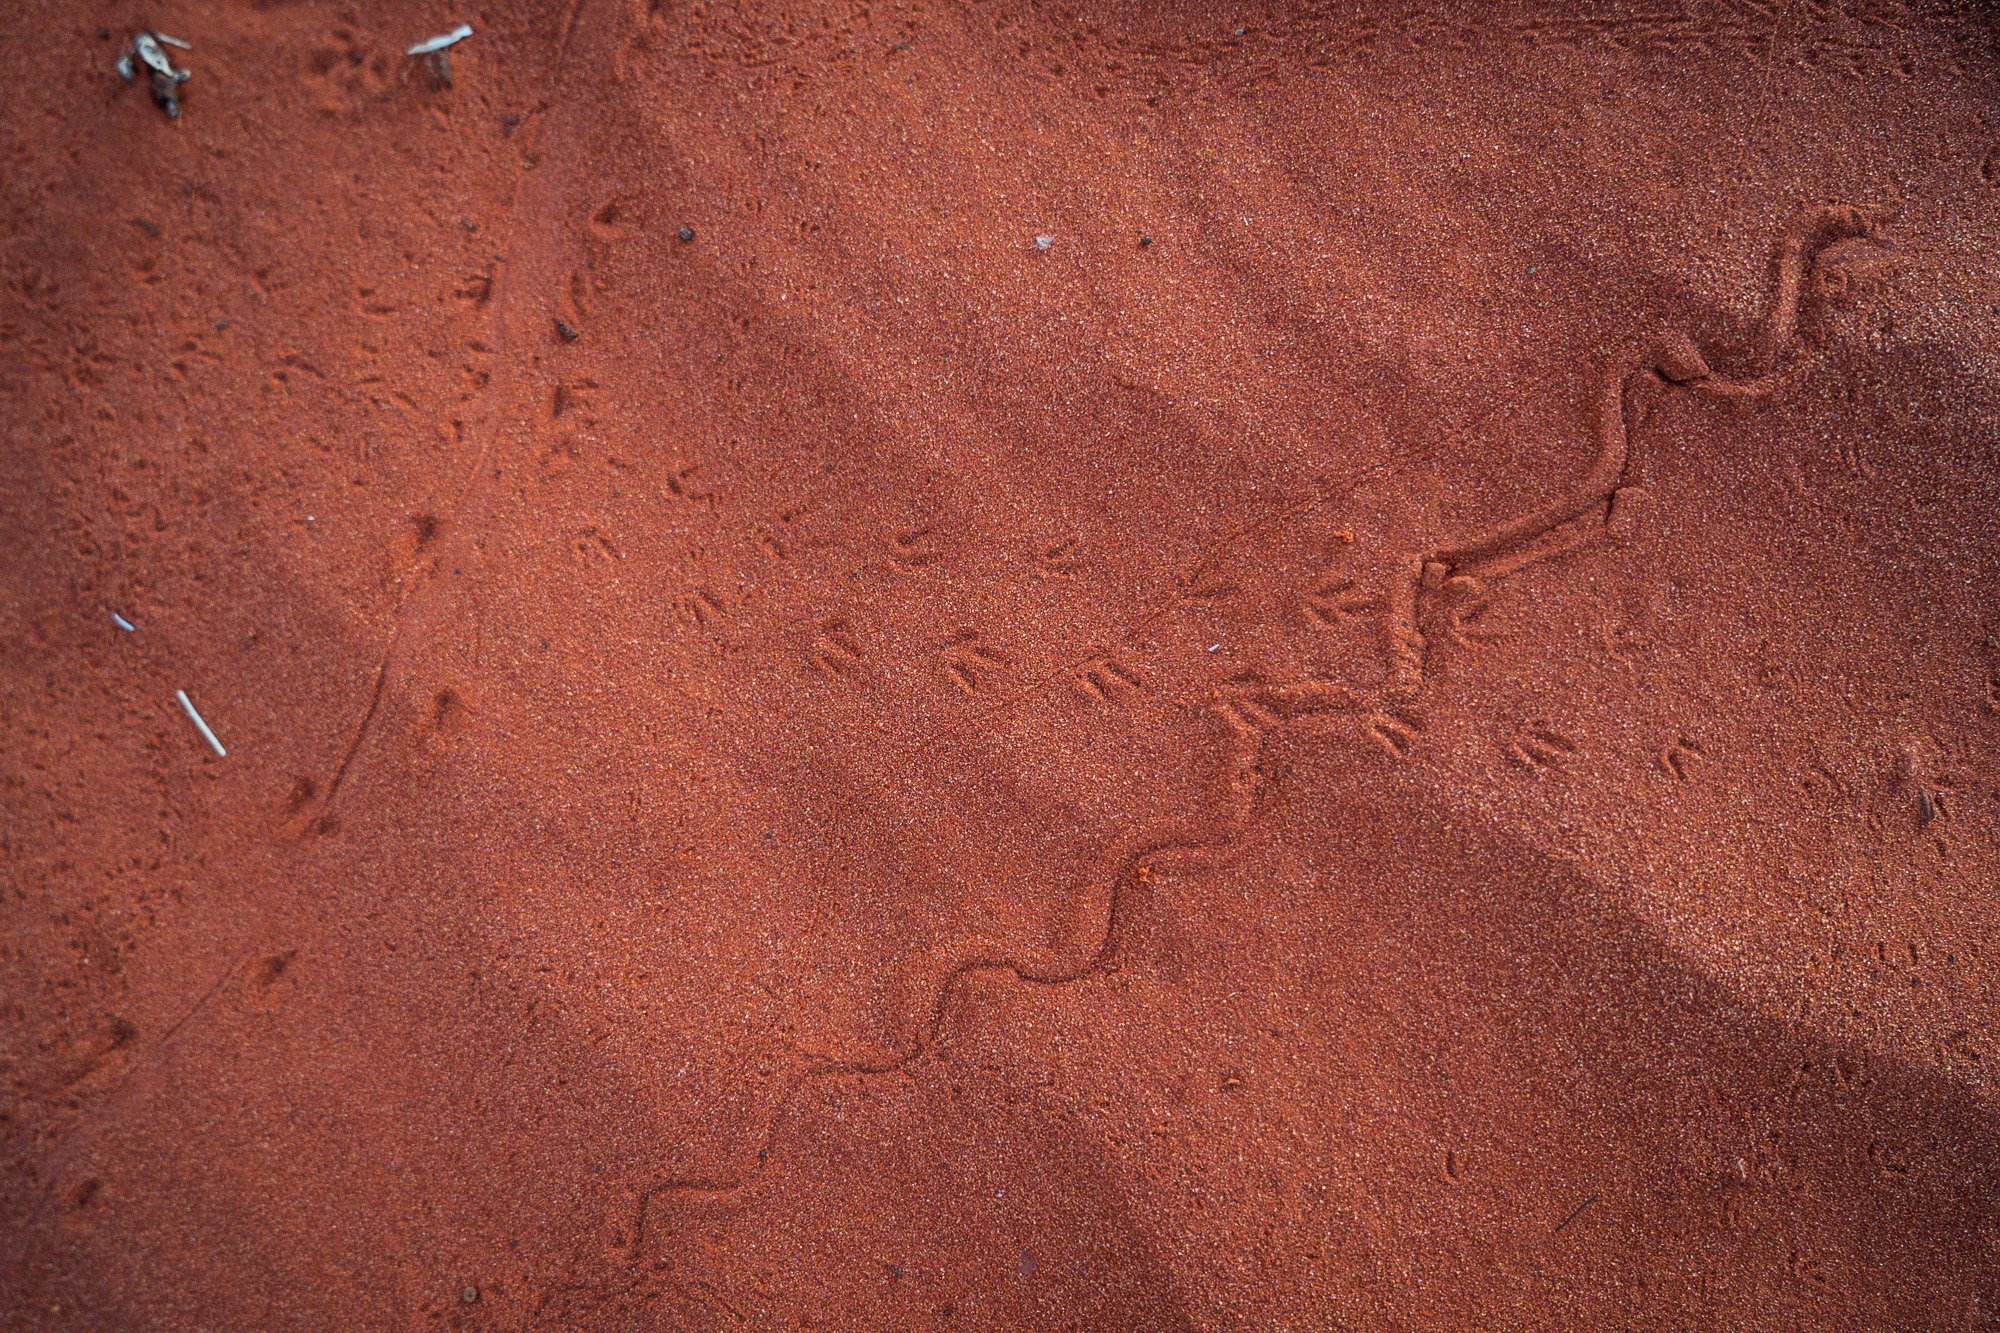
4 2 1999 1328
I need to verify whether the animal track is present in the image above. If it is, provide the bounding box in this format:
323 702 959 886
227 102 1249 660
548 379 598 421
1299 576 1382 628
675 588 724 628
571 527 619 566
503 208 1902 1262
1214 676 1365 730
754 505 807 561
422 687 471 755
255 950 299 989
1072 655 1142 705
1034 538 1082 579
587 196 641 242
940 633 1013 696
1605 618 1653 666
1837 435 1876 480
889 525 944 568
807 619 865 678
1407 204 1883 671
1363 706 1422 760
663 463 718 507
1177 569 1243 603
1751 641 1794 692
300 28 399 112
1505 724 1576 773
1660 735 1705 782
400 512 441 561
1435 574 1499 648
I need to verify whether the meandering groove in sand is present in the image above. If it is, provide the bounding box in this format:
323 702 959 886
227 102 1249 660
594 207 1885 1255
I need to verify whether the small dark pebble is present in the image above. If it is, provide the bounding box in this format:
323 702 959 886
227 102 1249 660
1918 788 1936 827
1138 235 1153 248
678 226 695 243
460 1287 480 1305
554 318 579 342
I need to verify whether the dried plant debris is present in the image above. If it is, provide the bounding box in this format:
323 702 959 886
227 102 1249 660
408 23 473 87
117 31 192 120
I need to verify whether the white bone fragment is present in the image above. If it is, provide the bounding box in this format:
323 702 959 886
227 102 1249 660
176 689 227 757
408 24 473 57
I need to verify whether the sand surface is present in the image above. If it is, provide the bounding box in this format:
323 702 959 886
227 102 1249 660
4 2 2000 1329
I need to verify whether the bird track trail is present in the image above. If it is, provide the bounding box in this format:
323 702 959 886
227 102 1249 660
8 4 611 1267
308 0 597 831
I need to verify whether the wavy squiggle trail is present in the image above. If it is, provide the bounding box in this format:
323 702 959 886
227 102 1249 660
583 206 1884 1271
1395 204 1879 701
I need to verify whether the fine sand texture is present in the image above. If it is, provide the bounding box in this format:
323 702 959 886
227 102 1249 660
5 2 2000 1329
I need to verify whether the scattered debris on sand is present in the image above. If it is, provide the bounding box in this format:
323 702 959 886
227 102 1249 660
117 30 192 119
408 23 473 87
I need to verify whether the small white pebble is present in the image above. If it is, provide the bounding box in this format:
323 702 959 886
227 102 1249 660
1034 235 1053 252
111 612 136 632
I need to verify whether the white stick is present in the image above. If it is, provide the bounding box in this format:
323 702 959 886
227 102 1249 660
111 612 136 632
176 689 226 757
408 23 473 56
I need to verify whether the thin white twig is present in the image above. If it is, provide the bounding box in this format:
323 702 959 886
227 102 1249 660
408 24 473 56
176 689 227 757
